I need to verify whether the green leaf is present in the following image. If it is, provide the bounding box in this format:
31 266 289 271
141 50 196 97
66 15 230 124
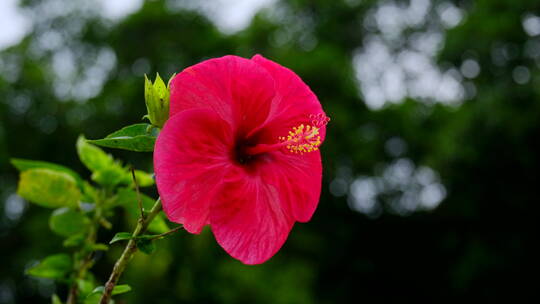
76 136 152 187
51 294 62 304
17 168 81 208
116 187 158 211
87 124 157 152
77 135 114 172
136 238 156 255
26 254 72 279
91 167 129 188
90 286 105 294
147 215 169 234
63 233 86 247
84 292 101 304
84 288 102 304
109 232 133 244
81 182 99 203
77 279 95 299
85 285 131 304
114 188 169 233
49 207 90 237
111 284 132 295
133 170 154 187
11 158 84 189
90 243 109 251
77 136 129 187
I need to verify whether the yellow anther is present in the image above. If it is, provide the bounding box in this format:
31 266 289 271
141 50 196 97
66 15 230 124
280 123 322 155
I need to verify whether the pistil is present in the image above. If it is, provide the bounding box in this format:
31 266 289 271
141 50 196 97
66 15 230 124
245 123 322 156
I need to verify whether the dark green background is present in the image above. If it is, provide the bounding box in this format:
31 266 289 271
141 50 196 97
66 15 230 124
1 0 539 303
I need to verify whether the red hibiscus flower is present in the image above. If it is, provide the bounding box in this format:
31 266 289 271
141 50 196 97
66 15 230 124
154 55 329 264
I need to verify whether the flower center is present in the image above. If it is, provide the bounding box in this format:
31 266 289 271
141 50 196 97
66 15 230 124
278 124 321 154
244 114 329 156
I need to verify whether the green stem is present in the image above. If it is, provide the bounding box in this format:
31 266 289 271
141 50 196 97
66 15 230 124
130 167 145 220
66 194 105 304
148 225 183 241
99 198 162 304
66 251 94 304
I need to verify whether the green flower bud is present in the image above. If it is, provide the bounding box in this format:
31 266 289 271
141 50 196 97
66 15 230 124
144 73 173 128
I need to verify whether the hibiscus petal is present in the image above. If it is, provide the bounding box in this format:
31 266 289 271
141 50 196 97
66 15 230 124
210 165 295 265
169 55 276 136
261 152 322 223
250 54 328 143
154 108 233 234
250 55 325 222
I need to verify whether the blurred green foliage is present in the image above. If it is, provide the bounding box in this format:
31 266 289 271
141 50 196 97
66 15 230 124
1 0 539 303
9 133 165 303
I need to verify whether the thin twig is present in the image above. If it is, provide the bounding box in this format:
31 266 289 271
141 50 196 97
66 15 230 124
66 253 94 304
99 198 162 304
130 167 145 220
66 191 104 304
148 225 183 241
99 218 113 230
